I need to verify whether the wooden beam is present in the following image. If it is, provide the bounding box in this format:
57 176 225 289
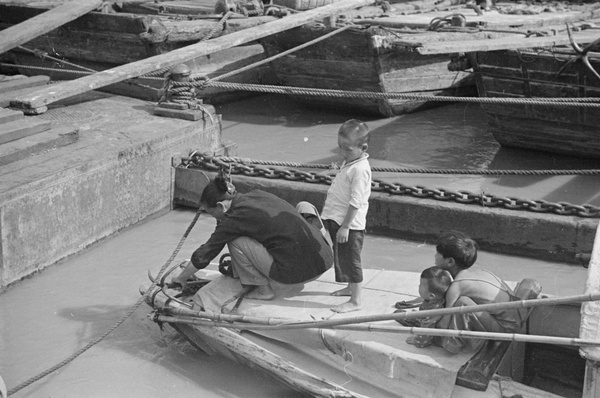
0 0 104 55
415 31 600 55
11 0 375 112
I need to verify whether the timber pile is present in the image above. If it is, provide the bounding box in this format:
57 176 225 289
0 75 79 166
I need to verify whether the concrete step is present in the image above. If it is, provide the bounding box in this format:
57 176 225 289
0 126 79 166
0 118 51 145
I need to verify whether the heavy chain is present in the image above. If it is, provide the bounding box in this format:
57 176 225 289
181 153 600 218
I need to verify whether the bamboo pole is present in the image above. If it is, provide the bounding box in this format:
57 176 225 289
164 306 295 324
154 314 600 347
11 0 375 112
164 291 600 329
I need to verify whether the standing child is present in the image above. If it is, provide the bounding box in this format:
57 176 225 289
321 119 372 313
395 266 452 348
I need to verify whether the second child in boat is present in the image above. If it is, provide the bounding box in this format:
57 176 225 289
394 266 452 348
321 119 372 313
434 231 524 353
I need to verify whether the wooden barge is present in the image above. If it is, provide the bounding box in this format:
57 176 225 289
469 42 600 159
0 0 279 103
259 1 600 116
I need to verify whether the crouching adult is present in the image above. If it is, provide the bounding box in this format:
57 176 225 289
172 173 333 300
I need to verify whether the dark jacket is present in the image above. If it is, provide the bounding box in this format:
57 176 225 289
191 190 333 284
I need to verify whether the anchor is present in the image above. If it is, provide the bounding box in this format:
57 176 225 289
556 24 600 81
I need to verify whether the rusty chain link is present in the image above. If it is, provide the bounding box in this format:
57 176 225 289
181 153 600 218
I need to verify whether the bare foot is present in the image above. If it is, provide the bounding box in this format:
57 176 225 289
331 300 361 313
330 287 352 296
246 284 275 300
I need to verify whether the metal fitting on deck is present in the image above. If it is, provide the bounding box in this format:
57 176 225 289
170 63 192 83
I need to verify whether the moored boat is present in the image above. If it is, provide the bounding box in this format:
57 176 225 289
140 251 597 398
468 37 600 158
138 160 600 398
0 0 279 103
258 1 600 116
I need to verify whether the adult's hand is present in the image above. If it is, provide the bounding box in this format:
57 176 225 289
170 274 188 290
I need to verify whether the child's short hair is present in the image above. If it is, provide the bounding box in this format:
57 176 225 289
436 231 478 269
420 266 452 297
339 119 370 147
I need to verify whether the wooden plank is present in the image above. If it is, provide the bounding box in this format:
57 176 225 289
416 31 600 55
0 119 51 145
0 126 79 167
0 82 55 108
0 108 24 124
11 0 376 112
0 0 104 55
0 75 50 94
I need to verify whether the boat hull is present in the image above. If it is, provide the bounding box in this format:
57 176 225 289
139 269 572 398
471 48 600 158
258 4 600 117
260 24 475 117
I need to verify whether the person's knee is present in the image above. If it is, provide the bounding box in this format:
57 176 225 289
454 296 476 307
229 236 253 251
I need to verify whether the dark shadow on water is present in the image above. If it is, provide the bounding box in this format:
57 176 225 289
489 146 600 171
216 94 361 128
55 304 305 398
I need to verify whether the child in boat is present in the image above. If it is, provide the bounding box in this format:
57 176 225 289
434 231 524 353
321 119 372 313
395 266 452 348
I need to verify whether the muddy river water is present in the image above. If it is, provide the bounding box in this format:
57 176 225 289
1 95 596 397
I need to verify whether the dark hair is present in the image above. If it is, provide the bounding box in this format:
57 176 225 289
435 231 478 269
200 172 236 208
420 266 452 297
339 119 370 147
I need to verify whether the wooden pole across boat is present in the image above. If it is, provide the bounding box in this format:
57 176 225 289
0 0 104 56
161 291 600 328
154 314 600 347
11 0 375 113
415 30 600 55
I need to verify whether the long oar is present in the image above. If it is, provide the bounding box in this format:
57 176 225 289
154 314 600 348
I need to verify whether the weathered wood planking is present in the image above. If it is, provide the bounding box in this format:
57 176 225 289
0 0 104 55
11 0 376 112
417 30 600 55
0 5 152 34
0 127 79 167
0 119 51 145
0 75 50 94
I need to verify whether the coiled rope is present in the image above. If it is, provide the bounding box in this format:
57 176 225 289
7 208 203 396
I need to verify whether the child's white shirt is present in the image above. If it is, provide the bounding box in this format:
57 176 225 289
321 155 371 230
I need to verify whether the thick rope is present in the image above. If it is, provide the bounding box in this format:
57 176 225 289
196 156 600 176
7 209 203 396
187 81 600 107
